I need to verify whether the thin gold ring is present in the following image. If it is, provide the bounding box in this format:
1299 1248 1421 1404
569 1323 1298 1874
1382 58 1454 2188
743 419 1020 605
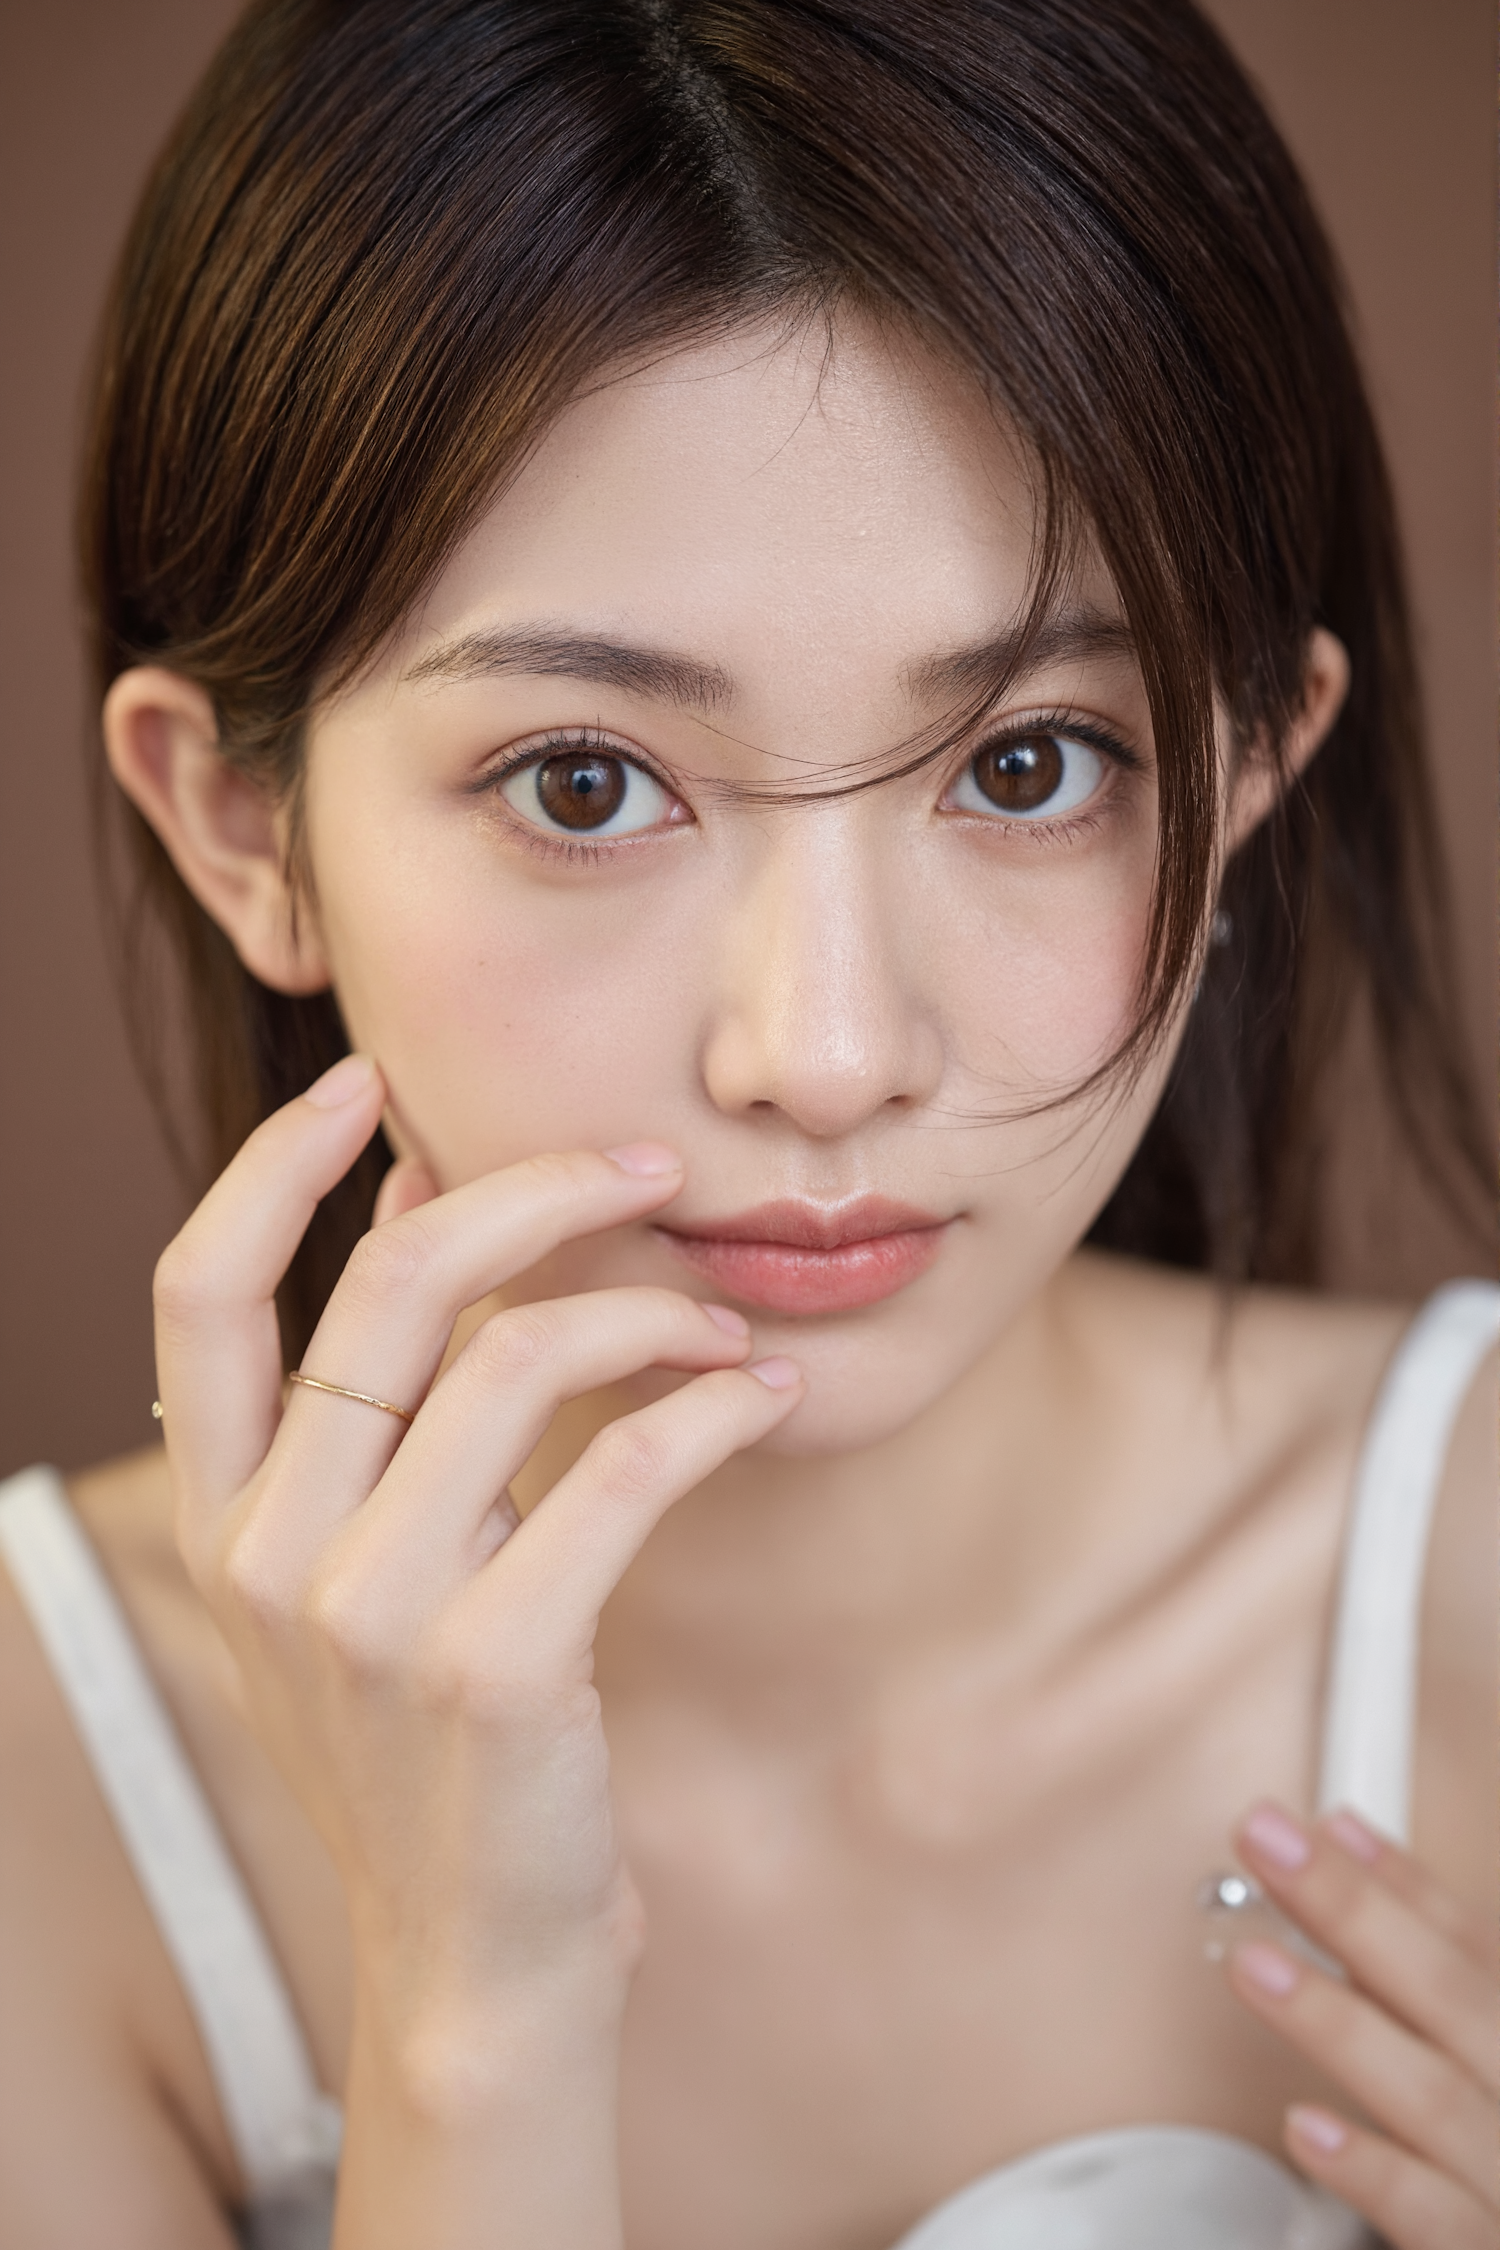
287 1370 416 1425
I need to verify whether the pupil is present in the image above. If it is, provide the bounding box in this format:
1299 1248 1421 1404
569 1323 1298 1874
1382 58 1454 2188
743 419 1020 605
536 754 625 830
971 735 1063 813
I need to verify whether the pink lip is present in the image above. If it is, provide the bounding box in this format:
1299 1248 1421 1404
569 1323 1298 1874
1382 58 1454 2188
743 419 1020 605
655 1198 950 1315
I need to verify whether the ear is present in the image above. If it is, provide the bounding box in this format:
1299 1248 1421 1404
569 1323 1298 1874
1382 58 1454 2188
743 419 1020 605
1224 626 1350 853
103 667 330 994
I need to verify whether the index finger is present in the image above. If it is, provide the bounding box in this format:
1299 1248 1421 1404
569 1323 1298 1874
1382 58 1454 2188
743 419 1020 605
267 1141 691 1528
153 1054 389 1536
155 1056 690 1536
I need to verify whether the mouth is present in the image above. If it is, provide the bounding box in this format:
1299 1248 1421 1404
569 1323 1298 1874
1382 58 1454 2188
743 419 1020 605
654 1197 951 1315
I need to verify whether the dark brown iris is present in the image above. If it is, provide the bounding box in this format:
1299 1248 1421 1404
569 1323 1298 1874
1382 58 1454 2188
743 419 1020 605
535 754 625 830
969 734 1063 813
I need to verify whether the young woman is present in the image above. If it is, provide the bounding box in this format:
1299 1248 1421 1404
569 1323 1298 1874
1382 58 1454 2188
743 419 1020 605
0 2 1493 2246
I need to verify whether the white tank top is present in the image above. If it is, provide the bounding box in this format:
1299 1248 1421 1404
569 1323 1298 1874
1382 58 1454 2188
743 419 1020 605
2 1280 1495 2250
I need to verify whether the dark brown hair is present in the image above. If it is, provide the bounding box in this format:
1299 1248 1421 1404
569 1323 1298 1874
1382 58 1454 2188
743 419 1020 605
81 0 1486 1359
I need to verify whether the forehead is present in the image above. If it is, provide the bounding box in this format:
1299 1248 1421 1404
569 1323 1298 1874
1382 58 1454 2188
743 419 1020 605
396 313 1112 718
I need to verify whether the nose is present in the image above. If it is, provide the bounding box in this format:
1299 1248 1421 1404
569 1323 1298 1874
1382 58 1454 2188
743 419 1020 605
699 805 944 1139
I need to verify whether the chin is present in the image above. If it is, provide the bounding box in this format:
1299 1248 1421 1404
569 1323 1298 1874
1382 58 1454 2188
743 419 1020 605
745 1324 974 1459
749 1394 934 1458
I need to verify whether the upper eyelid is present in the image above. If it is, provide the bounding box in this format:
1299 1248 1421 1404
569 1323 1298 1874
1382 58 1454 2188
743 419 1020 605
961 707 1143 767
934 713 1136 812
475 728 680 794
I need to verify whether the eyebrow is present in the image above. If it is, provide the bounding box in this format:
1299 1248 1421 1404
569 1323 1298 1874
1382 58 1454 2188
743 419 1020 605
402 605 1136 716
403 625 735 713
903 608 1137 703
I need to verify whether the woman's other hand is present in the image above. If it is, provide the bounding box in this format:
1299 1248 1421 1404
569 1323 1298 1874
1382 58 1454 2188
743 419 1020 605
150 1054 802 2249
1228 1800 1499 2250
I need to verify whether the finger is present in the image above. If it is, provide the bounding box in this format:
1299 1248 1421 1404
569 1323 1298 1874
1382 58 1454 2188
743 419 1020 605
1236 1802 1498 2093
301 1289 754 1599
1228 1941 1497 2205
372 1157 439 1228
464 1360 803 1667
1320 1808 1496 1975
154 1053 387 1523
276 1144 689 1509
1284 2106 1497 2250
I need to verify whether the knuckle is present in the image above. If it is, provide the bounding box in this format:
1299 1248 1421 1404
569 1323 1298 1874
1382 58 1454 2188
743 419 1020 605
467 1305 561 1387
341 1215 435 1307
592 1416 675 1501
221 1521 294 1631
304 1569 399 1680
152 1234 213 1324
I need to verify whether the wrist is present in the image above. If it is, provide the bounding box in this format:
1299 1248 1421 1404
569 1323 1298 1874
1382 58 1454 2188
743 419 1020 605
344 1868 645 2048
350 1943 631 2128
335 1959 629 2250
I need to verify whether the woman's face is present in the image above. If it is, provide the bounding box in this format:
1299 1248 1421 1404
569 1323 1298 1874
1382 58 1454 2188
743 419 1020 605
304 314 1175 1454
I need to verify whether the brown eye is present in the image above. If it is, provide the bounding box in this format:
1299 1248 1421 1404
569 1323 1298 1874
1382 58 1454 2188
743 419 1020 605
535 754 625 829
950 731 1104 822
500 749 673 838
972 735 1061 811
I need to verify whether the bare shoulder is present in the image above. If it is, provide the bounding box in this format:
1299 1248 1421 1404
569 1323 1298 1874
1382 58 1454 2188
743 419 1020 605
1066 1255 1495 1909
0 1448 238 2246
1061 1248 1412 1468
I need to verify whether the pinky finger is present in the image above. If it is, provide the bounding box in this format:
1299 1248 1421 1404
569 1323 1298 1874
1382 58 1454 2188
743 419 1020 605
1286 2107 1498 2250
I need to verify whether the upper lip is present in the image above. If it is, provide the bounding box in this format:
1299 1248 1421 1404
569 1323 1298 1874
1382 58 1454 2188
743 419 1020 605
655 1197 947 1251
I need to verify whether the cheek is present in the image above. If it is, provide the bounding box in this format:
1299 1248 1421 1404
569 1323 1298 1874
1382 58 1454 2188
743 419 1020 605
938 839 1153 1096
315 822 704 1182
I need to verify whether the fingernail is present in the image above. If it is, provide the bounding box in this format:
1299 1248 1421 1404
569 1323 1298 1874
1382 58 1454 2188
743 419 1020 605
1236 1943 1299 1997
1242 1803 1312 1871
304 1053 378 1108
748 1356 800 1391
702 1303 751 1337
603 1142 682 1177
1324 1809 1383 1865
1288 2106 1348 2155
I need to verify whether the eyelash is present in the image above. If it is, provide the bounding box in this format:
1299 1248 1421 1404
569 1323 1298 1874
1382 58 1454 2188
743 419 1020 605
946 708 1142 846
473 727 673 866
476 711 1142 863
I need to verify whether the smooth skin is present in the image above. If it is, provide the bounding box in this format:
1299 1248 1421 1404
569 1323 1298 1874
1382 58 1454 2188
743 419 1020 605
1 312 1493 2250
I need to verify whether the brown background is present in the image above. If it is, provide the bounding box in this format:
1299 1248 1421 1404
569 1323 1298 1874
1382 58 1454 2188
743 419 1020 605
1 0 1494 1479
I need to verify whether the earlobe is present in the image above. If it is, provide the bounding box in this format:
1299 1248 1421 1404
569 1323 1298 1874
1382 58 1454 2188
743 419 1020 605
1225 627 1351 852
102 666 331 994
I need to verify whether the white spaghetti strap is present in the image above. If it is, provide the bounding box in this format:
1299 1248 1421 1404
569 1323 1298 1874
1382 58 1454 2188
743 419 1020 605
1317 1281 1500 1842
0 1465 342 2203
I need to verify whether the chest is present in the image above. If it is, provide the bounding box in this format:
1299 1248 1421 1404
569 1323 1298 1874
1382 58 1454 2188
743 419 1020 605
608 1597 1339 2250
102 1418 1358 2244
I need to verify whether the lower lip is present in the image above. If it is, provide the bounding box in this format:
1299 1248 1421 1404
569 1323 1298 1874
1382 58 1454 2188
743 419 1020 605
657 1225 946 1314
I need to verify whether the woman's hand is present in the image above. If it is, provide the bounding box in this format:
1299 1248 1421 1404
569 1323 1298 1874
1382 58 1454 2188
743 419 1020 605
151 1053 802 2249
1228 1800 1499 2250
